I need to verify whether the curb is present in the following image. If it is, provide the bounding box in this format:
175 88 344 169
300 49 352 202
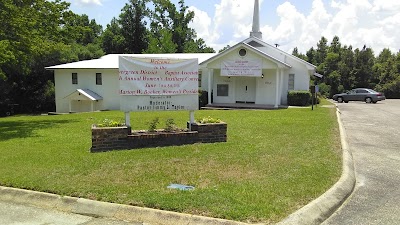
0 105 354 225
276 106 356 225
0 186 251 225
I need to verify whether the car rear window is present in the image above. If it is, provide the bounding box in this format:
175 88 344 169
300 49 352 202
367 89 378 93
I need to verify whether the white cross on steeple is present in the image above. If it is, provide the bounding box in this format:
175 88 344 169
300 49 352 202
250 0 262 39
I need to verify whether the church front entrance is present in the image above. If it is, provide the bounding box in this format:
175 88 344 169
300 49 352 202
235 77 256 103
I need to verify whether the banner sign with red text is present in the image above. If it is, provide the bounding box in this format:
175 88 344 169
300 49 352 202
119 56 199 112
221 59 262 77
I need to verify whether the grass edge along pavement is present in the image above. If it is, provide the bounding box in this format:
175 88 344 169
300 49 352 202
277 106 356 225
0 186 253 225
0 108 344 224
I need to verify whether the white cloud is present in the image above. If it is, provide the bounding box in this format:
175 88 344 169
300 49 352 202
188 6 219 44
190 0 400 54
371 0 400 13
75 0 102 6
213 0 254 39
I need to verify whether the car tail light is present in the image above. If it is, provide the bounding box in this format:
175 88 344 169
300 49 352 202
377 93 382 96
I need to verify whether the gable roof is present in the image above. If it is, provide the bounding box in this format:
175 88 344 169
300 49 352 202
46 53 218 70
45 39 316 71
243 37 316 69
200 42 291 68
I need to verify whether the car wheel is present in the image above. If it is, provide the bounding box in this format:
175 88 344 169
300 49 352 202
372 101 377 104
337 97 344 103
365 97 372 103
344 101 349 103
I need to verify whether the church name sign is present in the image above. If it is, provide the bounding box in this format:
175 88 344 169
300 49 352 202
221 59 262 77
119 56 198 112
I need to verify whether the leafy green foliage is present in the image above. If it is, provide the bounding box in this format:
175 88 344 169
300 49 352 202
0 0 104 113
148 117 160 132
164 118 178 132
197 116 222 124
287 91 312 106
198 90 208 108
97 119 125 127
294 36 400 98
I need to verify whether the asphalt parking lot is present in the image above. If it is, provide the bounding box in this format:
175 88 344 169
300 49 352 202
323 99 400 225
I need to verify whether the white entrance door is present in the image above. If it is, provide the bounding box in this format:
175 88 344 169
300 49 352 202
235 77 256 103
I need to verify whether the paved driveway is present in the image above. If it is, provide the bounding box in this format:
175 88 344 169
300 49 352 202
323 99 400 225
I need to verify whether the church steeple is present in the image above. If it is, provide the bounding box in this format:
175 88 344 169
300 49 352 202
250 0 262 39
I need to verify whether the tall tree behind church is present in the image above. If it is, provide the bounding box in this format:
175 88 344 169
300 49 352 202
353 46 376 88
147 0 214 53
119 0 149 53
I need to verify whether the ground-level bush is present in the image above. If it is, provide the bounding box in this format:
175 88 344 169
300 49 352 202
199 90 208 108
288 91 312 106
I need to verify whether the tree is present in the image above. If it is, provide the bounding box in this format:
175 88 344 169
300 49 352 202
143 28 177 53
0 0 104 113
219 45 231 53
101 18 126 54
329 36 341 54
315 37 328 66
306 47 316 65
324 52 341 96
148 0 214 53
339 45 355 90
373 48 395 85
353 46 375 88
292 47 307 61
119 0 149 53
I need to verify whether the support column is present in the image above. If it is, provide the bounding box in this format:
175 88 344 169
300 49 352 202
275 68 280 108
189 110 195 131
279 69 284 105
69 100 72 113
125 112 131 127
208 69 212 105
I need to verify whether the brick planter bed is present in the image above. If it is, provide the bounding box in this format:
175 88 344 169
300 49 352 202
91 122 227 152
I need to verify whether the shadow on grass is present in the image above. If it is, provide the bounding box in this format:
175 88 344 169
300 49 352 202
0 119 75 142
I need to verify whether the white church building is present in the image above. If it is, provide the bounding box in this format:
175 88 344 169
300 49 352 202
46 0 317 113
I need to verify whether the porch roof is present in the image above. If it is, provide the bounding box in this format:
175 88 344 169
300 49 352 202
64 89 103 101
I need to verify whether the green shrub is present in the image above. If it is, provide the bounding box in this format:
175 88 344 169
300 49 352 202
197 116 222 124
318 83 331 97
198 90 208 108
164 118 178 132
148 117 160 132
287 91 312 106
309 95 321 105
97 119 125 127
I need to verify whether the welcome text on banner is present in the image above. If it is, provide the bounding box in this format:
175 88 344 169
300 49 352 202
119 56 199 112
221 59 262 77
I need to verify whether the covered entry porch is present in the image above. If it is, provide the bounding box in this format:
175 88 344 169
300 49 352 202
207 70 288 108
64 89 103 112
199 42 291 109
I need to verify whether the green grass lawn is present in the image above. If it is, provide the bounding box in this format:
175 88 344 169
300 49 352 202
0 107 341 224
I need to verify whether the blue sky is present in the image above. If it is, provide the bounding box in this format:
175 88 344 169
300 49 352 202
66 0 400 55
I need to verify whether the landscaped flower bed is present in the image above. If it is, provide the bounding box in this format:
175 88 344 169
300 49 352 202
91 118 227 152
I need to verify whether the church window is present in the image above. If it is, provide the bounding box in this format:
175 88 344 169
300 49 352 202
217 84 229 96
239 48 247 57
96 73 102 85
72 73 78 84
288 74 295 90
